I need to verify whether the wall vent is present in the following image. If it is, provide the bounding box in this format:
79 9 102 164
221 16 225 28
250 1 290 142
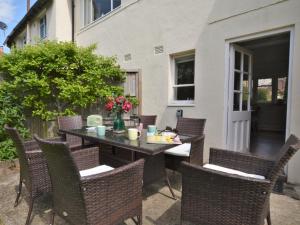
124 53 132 61
154 45 164 55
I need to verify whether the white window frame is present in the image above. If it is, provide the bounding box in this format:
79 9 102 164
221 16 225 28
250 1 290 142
169 52 195 106
82 0 121 27
39 15 47 39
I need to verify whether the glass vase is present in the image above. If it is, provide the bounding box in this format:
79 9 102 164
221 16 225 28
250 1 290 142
113 112 125 131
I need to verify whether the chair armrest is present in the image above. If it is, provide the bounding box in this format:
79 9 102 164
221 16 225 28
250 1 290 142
24 137 64 152
180 161 271 225
209 148 275 177
57 131 67 140
71 147 100 170
24 140 40 152
189 134 205 165
80 159 144 221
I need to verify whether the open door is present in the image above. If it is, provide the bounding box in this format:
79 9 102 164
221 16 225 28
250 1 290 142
228 44 253 152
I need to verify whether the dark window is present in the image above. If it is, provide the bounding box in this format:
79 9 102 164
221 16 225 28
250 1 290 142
40 15 47 39
174 55 195 101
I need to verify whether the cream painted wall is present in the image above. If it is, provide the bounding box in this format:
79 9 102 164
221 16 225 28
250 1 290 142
75 0 300 183
54 0 72 41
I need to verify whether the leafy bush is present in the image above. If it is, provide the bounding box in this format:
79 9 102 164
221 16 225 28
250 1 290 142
0 85 29 161
0 139 17 160
0 41 125 121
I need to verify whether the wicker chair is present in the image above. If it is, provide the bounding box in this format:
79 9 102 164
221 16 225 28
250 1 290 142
181 134 300 225
139 115 157 128
5 125 100 225
165 117 206 170
34 135 145 225
57 115 94 150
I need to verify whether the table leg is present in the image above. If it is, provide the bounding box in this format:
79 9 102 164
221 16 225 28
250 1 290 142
131 151 137 161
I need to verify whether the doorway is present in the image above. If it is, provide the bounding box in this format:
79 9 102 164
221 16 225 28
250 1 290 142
227 31 291 158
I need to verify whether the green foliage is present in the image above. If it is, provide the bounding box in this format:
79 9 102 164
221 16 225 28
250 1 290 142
0 139 17 160
0 85 29 161
0 41 125 120
126 96 139 108
257 88 270 103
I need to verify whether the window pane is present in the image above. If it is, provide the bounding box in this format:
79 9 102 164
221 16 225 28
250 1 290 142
242 74 249 110
175 86 194 101
93 0 111 20
235 51 241 70
244 54 249 72
40 16 46 39
234 72 241 91
234 93 240 111
277 77 287 101
175 59 194 85
113 0 121 8
257 78 272 103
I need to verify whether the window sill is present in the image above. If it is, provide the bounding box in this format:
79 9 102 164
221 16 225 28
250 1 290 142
167 103 195 107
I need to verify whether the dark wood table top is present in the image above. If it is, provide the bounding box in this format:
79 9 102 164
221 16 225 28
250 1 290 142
59 128 196 155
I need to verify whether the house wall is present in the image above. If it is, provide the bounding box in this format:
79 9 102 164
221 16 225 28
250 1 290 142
75 0 300 184
54 0 73 41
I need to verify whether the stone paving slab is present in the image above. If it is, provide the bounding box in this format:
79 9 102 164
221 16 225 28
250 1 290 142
1 164 300 225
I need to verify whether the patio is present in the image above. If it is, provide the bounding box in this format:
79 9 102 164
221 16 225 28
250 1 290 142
1 161 300 225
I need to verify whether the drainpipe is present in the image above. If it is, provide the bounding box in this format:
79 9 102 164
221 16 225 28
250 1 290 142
0 46 4 56
71 0 75 42
27 0 30 12
26 0 30 44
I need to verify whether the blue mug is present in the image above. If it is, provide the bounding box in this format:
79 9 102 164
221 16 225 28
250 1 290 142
96 125 106 136
148 125 156 134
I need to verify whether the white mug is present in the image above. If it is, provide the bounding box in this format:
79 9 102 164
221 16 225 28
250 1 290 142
128 128 141 140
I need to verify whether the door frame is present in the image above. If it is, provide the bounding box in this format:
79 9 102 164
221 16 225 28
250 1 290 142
224 26 295 148
125 69 143 115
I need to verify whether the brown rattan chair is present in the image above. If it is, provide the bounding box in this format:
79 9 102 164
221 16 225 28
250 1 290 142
165 117 206 170
181 134 300 225
139 115 157 128
34 135 145 225
57 115 94 150
5 125 100 225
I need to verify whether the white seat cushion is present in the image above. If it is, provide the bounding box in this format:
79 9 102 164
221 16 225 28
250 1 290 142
164 143 191 157
80 165 114 177
203 164 265 180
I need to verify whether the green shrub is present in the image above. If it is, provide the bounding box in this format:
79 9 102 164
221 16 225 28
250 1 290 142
0 85 29 161
0 41 128 160
0 41 125 121
0 139 17 161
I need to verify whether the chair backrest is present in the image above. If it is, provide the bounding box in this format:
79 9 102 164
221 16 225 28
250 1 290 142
57 115 83 147
34 135 87 225
139 115 157 128
176 117 206 136
268 134 300 184
5 125 32 190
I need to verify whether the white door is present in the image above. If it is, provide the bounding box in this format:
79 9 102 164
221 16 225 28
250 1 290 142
228 44 253 152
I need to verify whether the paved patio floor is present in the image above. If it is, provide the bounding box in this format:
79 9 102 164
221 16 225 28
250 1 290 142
1 162 300 225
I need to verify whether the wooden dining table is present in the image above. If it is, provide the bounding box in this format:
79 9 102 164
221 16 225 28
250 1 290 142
59 127 197 199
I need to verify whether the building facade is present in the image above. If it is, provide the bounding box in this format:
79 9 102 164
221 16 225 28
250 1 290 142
5 0 300 184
